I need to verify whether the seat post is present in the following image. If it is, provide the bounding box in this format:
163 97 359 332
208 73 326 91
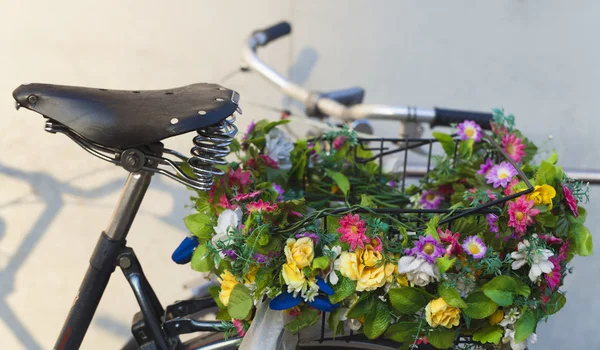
54 171 152 350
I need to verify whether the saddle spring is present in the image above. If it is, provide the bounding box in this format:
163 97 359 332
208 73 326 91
188 115 238 191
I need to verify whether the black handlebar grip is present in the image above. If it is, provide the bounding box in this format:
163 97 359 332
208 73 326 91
431 108 493 130
259 21 292 45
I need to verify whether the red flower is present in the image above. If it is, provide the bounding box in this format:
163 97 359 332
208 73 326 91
562 184 579 218
259 154 279 169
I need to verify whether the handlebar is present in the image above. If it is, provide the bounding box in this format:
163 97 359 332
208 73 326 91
242 21 494 129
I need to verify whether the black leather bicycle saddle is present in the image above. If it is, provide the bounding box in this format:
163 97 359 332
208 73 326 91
13 83 240 149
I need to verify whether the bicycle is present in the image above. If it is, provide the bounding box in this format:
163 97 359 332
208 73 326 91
12 21 598 350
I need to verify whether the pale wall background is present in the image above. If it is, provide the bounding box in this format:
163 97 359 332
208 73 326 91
0 1 598 349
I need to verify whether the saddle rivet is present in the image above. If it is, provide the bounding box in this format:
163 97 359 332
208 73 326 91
27 95 38 104
119 256 132 269
215 98 224 102
170 118 179 124
218 87 226 90
198 110 206 115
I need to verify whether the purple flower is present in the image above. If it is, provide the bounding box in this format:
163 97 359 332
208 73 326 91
272 183 285 201
387 180 398 188
462 236 487 259
485 161 518 188
243 121 256 141
457 120 483 142
487 213 499 233
477 159 494 175
223 249 237 260
419 190 444 209
295 232 320 245
408 235 445 263
253 253 268 264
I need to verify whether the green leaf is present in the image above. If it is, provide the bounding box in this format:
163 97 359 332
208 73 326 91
389 287 428 314
436 257 456 274
427 328 456 349
546 150 559 165
433 131 456 156
263 119 290 134
254 268 272 296
328 308 345 337
425 216 441 241
360 194 376 208
329 272 357 304
229 138 241 153
546 292 566 315
364 299 391 339
513 279 531 298
463 291 498 319
284 309 320 335
209 285 225 309
215 308 231 321
184 213 215 241
482 275 517 307
472 326 503 344
535 160 557 187
383 322 419 343
514 309 535 343
325 169 350 196
438 284 467 308
312 256 330 270
190 244 214 272
568 207 587 225
346 294 371 319
570 223 593 256
536 212 558 228
555 217 570 236
227 284 253 319
458 139 474 159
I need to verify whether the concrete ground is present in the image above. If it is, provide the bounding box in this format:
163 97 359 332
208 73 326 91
1 1 599 349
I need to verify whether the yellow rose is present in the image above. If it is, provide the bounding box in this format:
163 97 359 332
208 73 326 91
339 251 360 280
425 297 461 328
489 309 504 326
282 263 306 295
357 261 396 292
218 270 239 306
284 237 314 269
359 245 381 267
526 184 556 209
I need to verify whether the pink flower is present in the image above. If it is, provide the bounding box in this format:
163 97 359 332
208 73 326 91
457 120 483 142
502 133 527 163
491 122 508 136
558 240 570 262
228 168 252 189
540 234 562 245
246 199 278 213
438 229 462 255
289 210 303 218
218 193 233 209
406 235 445 263
485 161 518 188
337 214 370 251
477 159 494 175
371 237 383 252
562 184 579 218
233 190 263 202
420 190 444 209
503 177 520 196
233 319 246 337
333 136 348 150
259 154 279 169
544 257 561 291
507 196 540 234
462 236 487 259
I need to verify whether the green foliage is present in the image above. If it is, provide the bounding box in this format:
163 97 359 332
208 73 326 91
535 160 560 188
284 308 320 335
190 244 214 272
472 326 503 344
312 256 330 270
463 291 498 319
383 322 419 343
325 169 350 196
433 131 456 156
184 214 215 241
227 284 253 319
329 272 357 304
328 307 345 337
458 139 474 159
425 216 441 241
438 283 467 308
482 275 519 307
209 285 225 309
546 292 566 315
389 287 428 314
427 328 456 349
436 256 456 274
514 309 536 343
364 299 390 339
570 223 593 256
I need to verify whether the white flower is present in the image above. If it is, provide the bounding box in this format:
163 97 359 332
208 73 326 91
347 318 362 331
454 276 476 298
502 329 537 350
510 238 554 282
498 308 520 327
326 245 343 285
303 279 320 302
212 208 242 252
397 256 440 287
265 128 294 170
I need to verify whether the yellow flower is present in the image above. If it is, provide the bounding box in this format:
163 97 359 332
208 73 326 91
425 297 461 328
339 244 395 292
489 309 504 326
245 266 258 284
284 237 314 269
396 273 409 287
218 270 239 307
526 184 556 209
282 263 306 296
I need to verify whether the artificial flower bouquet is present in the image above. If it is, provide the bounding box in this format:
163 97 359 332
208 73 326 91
177 110 592 350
